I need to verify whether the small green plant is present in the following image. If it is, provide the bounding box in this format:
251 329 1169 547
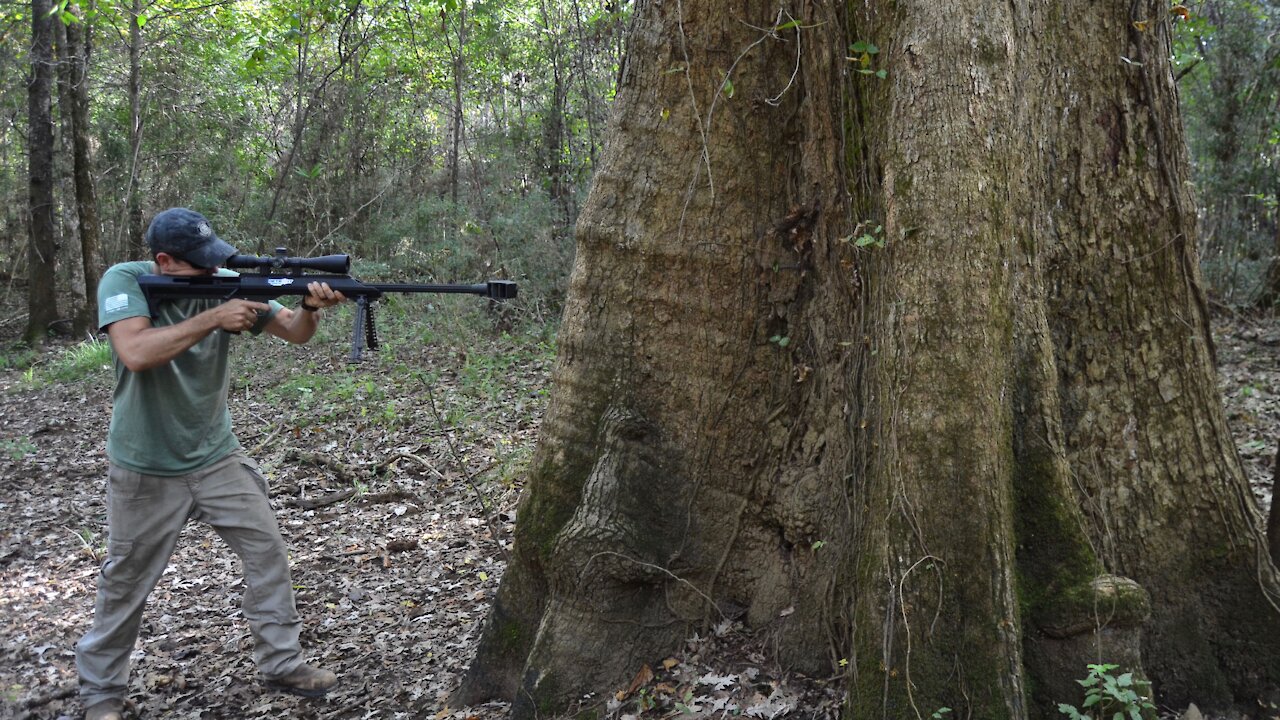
2 438 37 460
841 221 886 249
37 337 113 383
849 40 888 79
1057 663 1155 720
0 343 37 370
932 709 953 720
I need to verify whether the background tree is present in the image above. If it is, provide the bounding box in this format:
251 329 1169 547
456 1 1280 718
26 0 60 344
0 0 628 324
53 3 102 335
1176 0 1280 305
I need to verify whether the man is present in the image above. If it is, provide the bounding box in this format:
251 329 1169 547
77 208 344 720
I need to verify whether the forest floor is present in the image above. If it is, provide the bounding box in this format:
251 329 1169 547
0 300 1276 720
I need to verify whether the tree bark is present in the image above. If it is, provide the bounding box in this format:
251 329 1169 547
64 8 102 327
26 0 61 345
1268 446 1280 566
457 1 1280 717
53 8 99 336
123 0 144 257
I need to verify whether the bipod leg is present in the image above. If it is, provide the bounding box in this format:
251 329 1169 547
349 296 369 363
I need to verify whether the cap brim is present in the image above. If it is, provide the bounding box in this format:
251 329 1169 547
183 236 239 268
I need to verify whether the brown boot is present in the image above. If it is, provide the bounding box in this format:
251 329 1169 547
265 663 338 698
84 698 124 720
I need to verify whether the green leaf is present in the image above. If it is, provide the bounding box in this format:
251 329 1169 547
722 77 735 98
135 13 147 28
1082 694 1101 707
775 19 801 31
876 69 888 79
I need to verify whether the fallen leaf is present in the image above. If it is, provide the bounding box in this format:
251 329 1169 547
624 664 654 697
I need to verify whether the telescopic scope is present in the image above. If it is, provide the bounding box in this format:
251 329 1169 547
226 247 351 275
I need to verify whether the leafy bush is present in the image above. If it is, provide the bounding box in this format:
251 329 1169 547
1058 663 1155 720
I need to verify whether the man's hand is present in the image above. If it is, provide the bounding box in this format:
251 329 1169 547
302 281 346 310
212 299 273 333
264 282 346 344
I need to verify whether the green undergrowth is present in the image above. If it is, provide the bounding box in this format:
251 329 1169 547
4 297 556 494
230 295 557 489
8 335 113 386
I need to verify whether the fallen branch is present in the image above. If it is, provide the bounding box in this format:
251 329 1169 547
284 448 365 484
18 683 77 718
290 487 358 509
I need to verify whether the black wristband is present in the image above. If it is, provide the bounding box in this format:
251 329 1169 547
300 300 320 312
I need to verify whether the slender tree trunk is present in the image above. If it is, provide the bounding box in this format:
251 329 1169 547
1268 446 1280 565
1257 217 1280 310
66 8 102 325
53 10 90 336
537 0 572 233
457 0 1280 718
445 1 468 213
123 0 144 257
26 0 61 345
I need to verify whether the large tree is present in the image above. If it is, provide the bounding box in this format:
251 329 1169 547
455 0 1280 718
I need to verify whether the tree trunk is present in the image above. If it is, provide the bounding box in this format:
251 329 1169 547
65 8 102 325
122 0 144 258
1268 446 1280 565
53 9 94 336
457 1 1280 718
446 1 468 214
26 0 61 345
1257 218 1280 310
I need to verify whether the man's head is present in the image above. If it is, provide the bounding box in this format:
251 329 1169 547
145 208 238 270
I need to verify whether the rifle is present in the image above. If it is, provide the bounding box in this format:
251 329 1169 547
136 248 517 362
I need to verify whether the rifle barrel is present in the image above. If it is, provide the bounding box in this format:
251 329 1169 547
368 280 517 299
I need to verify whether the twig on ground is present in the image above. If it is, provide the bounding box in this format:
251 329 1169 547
419 379 510 563
17 683 77 717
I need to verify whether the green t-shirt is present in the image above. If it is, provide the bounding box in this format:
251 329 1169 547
97 261 282 475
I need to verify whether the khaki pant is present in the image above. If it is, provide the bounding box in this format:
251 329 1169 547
76 452 303 707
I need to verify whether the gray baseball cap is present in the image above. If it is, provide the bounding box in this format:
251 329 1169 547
144 207 238 268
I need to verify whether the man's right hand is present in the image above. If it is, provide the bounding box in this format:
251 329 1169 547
213 300 272 333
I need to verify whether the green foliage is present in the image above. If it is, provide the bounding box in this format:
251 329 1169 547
0 344 38 371
1174 0 1280 302
24 338 113 385
1057 664 1155 720
1 438 37 460
850 40 888 79
0 0 628 314
841 222 885 249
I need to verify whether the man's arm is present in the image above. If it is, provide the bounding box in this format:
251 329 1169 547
264 281 346 344
107 299 273 372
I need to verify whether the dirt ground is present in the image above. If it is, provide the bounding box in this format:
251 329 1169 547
0 309 1276 720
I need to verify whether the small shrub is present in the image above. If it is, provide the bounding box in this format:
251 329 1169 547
25 337 114 385
1058 663 1155 720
